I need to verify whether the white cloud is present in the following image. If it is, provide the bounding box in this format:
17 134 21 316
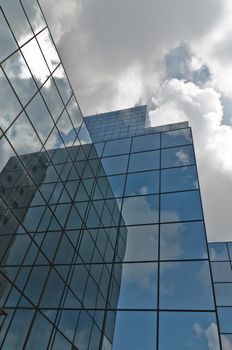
149 79 232 241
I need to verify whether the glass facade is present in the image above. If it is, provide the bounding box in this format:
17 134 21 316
209 242 232 349
0 1 229 349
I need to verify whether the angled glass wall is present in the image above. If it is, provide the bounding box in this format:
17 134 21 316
85 108 222 350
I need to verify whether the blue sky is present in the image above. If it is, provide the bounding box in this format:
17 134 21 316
40 0 232 242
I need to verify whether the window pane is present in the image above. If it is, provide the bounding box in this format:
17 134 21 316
0 68 22 130
107 175 126 197
21 38 50 86
132 133 160 152
211 261 232 282
24 311 53 349
161 165 198 192
160 191 203 222
0 10 17 62
160 221 207 260
116 262 158 308
1 1 33 46
1 309 34 350
161 128 192 148
120 224 158 262
122 195 159 225
159 312 220 350
106 311 157 350
161 145 195 168
221 334 232 350
101 155 129 175
2 51 38 107
37 29 60 72
215 283 232 306
208 242 229 261
160 261 214 309
125 171 159 196
218 307 232 333
128 151 160 172
103 138 131 156
21 0 46 34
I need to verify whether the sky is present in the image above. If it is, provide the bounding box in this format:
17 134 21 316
40 0 232 242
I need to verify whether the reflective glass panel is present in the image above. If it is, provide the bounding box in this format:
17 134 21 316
24 311 53 350
132 133 160 152
0 68 22 130
160 221 207 260
161 128 192 148
107 311 157 350
1 309 34 350
221 334 232 350
218 307 232 333
103 138 131 156
128 151 159 172
21 0 46 33
0 10 17 62
41 77 64 122
107 175 126 198
211 261 232 282
161 145 195 168
101 155 128 175
215 283 232 306
125 171 159 196
159 312 220 350
0 1 33 46
26 93 53 143
208 242 229 261
121 224 158 262
2 51 38 106
160 191 202 222
116 262 158 308
161 165 198 192
160 261 214 309
122 195 159 225
21 38 50 86
53 65 72 104
37 29 60 72
7 112 42 155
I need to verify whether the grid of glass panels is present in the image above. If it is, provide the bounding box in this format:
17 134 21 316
86 122 221 349
209 242 232 349
85 105 189 142
0 0 223 349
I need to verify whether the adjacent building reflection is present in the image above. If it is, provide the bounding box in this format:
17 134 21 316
0 144 127 349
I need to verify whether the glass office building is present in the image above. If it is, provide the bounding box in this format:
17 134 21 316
0 1 231 349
